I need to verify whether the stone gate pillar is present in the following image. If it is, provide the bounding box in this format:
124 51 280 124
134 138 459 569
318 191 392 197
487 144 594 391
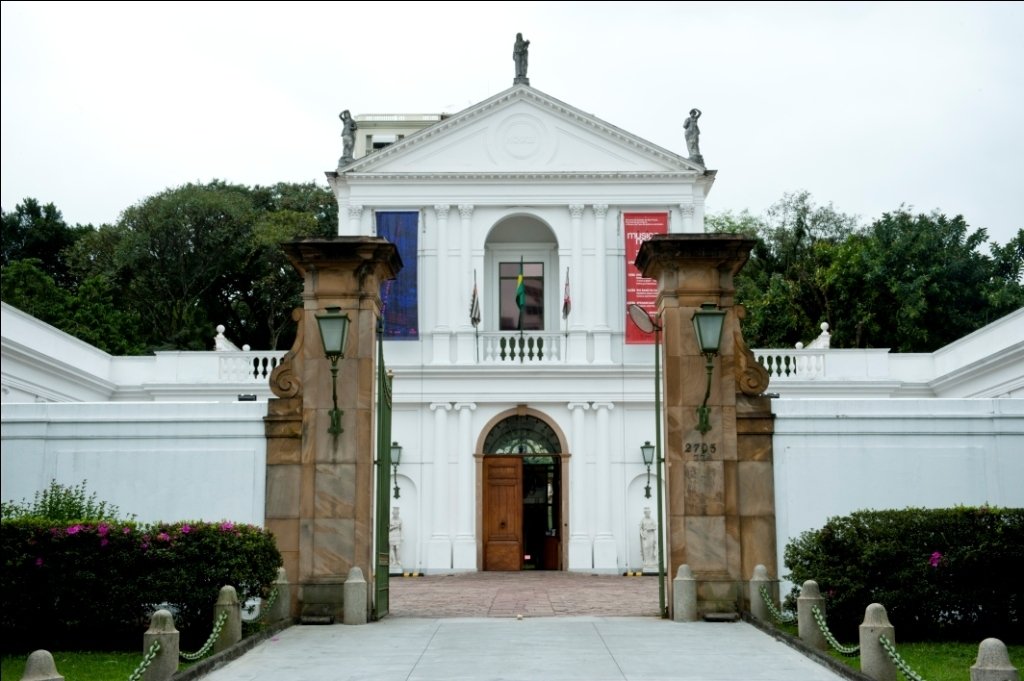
264 237 401 621
636 234 775 618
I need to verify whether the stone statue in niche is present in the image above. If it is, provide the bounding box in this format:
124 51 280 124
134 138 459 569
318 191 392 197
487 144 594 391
684 108 704 165
339 109 357 167
389 506 403 574
640 506 658 572
513 32 530 85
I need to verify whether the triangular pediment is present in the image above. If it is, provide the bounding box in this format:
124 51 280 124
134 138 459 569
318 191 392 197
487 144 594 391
339 86 704 176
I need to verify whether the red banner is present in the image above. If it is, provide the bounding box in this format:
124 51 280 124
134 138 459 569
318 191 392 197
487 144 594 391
624 212 668 344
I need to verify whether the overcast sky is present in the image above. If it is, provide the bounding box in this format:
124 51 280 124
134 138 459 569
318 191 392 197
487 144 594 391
2 1 1022 247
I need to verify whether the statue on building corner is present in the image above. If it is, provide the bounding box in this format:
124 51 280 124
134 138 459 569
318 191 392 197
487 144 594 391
640 506 658 573
513 32 530 85
339 109 357 167
684 108 704 166
389 506 404 574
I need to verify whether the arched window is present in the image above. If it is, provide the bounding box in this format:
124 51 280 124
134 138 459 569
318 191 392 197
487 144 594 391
483 415 560 454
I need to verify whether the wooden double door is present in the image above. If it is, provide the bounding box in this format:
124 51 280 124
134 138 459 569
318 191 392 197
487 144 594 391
483 455 561 571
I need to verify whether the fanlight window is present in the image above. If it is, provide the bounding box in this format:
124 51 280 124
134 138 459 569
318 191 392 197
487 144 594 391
484 415 560 454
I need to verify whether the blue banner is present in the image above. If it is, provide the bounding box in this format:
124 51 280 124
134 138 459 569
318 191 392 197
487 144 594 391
376 211 419 339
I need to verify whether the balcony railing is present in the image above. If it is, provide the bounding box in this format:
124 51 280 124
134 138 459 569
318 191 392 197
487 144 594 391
754 349 826 380
218 352 285 382
480 332 565 364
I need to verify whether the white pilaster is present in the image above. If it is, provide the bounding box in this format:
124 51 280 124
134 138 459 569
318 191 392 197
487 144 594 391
432 205 451 364
427 402 452 570
457 205 474 331
567 401 591 569
592 401 617 571
680 202 695 233
568 204 584 331
592 204 612 364
453 402 477 569
344 204 364 237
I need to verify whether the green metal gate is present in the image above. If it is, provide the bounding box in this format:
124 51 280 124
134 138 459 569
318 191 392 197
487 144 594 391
372 319 392 620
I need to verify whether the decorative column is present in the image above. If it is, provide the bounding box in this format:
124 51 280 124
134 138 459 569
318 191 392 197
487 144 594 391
635 234 775 618
679 202 695 233
432 205 451 364
567 204 587 363
264 237 401 621
592 401 617 570
456 205 476 363
592 204 612 363
453 401 477 569
342 204 364 237
427 402 452 570
567 401 591 569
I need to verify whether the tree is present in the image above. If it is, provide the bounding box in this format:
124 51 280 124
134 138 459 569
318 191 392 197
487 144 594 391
112 181 259 350
713 192 859 348
709 194 1019 352
1 199 91 289
824 210 1022 351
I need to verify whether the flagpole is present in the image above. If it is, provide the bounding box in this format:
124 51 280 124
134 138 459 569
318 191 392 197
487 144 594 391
473 270 479 363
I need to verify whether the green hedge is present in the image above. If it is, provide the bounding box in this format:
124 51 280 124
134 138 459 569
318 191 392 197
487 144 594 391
783 507 1023 643
0 518 281 652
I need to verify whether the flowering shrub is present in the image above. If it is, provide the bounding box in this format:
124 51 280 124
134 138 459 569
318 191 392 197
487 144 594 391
783 506 1023 643
0 518 281 651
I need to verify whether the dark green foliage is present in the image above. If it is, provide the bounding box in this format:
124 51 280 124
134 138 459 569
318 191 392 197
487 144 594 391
1 199 91 288
2 181 336 353
783 507 1023 643
1 479 129 522
0 518 282 651
710 193 1023 352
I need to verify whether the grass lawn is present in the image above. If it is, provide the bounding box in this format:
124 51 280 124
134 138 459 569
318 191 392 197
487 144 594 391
771 620 1022 681
826 641 1024 681
1 650 145 680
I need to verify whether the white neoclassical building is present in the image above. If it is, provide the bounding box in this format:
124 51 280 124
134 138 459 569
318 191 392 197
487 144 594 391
326 83 718 573
2 82 1022 581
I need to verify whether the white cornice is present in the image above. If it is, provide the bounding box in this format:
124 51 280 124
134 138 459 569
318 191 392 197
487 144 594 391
344 171 701 183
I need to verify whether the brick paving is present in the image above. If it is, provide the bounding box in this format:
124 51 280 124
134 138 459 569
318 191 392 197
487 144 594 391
389 571 662 618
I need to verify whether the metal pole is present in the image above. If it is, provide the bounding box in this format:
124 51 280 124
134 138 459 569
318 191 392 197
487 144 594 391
655 324 666 617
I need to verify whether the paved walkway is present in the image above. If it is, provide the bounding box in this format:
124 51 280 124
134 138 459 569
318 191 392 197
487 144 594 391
199 573 850 681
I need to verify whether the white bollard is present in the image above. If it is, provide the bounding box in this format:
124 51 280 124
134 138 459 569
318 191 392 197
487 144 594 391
142 609 179 681
970 638 1019 681
343 567 368 625
797 580 827 651
213 585 242 654
858 603 896 681
749 564 771 622
673 564 698 622
20 650 63 681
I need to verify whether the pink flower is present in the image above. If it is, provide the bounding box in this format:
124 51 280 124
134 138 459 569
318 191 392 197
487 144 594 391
141 542 150 551
123 526 132 534
157 532 170 543
929 551 943 567
66 524 83 535
220 521 234 532
180 524 192 534
100 538 109 547
97 523 110 537
35 557 44 567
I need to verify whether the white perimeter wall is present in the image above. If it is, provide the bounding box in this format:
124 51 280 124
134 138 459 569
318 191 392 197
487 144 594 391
3 397 1022 579
1 402 267 525
773 398 1024 587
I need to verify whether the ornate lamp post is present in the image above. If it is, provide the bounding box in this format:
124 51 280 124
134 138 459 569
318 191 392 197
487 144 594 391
315 307 351 436
390 441 403 498
691 303 726 434
627 303 667 618
640 441 655 499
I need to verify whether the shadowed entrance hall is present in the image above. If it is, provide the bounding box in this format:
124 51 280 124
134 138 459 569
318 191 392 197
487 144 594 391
389 571 660 618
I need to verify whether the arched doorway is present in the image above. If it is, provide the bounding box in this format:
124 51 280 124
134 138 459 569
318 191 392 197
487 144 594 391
481 413 564 571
